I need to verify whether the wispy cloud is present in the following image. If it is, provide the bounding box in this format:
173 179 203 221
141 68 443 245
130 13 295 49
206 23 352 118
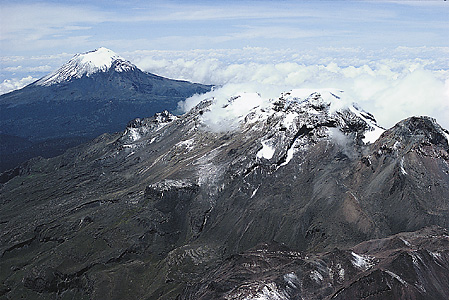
118 3 324 22
372 0 449 7
0 3 107 39
0 3 107 53
222 26 346 40
117 1 399 23
1 0 447 54
4 65 52 72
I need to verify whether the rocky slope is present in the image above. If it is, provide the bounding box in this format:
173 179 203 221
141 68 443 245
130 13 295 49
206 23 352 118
0 48 211 172
0 89 448 299
182 226 449 300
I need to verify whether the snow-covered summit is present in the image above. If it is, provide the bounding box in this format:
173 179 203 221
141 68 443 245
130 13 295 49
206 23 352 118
35 47 137 86
190 88 384 144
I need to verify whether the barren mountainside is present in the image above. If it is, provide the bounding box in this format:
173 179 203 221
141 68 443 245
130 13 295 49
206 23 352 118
1 89 449 299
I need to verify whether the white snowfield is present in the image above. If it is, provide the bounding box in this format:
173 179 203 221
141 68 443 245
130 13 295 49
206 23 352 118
35 47 136 86
348 105 385 144
257 140 275 160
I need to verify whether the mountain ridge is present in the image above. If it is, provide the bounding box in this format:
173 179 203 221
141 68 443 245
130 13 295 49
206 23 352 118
1 88 448 299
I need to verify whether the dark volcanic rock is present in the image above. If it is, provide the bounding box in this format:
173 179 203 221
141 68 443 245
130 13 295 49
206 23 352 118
0 90 448 299
182 227 449 300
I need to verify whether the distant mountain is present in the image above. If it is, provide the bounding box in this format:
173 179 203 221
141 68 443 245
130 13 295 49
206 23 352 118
1 89 448 299
34 47 136 86
0 47 211 172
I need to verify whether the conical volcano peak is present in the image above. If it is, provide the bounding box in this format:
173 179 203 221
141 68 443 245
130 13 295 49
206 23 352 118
34 47 136 86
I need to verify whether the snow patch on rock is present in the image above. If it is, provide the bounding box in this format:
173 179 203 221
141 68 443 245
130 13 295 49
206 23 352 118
251 185 260 198
177 138 195 151
351 252 375 271
400 157 408 175
243 282 289 300
443 131 449 146
283 272 299 288
310 270 324 283
400 237 411 246
337 264 345 281
386 270 408 286
282 112 298 129
128 127 142 142
349 105 385 144
279 143 296 167
148 179 193 191
257 140 275 160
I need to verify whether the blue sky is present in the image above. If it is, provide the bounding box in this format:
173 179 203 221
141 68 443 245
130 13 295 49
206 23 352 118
1 0 448 55
1 0 449 128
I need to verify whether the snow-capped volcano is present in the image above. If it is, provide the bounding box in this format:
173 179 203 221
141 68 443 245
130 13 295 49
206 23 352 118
34 47 136 86
2 58 449 300
0 48 211 171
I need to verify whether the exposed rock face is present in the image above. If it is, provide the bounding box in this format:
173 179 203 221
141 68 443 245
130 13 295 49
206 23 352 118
0 90 448 299
182 226 449 300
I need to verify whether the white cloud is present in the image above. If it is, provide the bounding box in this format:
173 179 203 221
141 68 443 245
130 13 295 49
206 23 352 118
180 67 449 131
182 87 271 132
147 47 449 130
0 76 37 94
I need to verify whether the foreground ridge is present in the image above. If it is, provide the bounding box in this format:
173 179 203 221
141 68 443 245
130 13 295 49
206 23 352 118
182 226 449 300
0 89 448 299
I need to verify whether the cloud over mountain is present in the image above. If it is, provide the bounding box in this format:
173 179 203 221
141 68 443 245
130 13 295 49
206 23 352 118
132 48 449 130
2 47 448 129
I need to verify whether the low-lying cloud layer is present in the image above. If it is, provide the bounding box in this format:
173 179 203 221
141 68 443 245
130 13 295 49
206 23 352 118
2 47 448 130
0 76 37 95
132 48 449 130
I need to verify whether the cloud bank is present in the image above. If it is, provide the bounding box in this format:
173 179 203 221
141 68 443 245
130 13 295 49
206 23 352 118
0 76 37 94
130 48 449 130
1 47 448 130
